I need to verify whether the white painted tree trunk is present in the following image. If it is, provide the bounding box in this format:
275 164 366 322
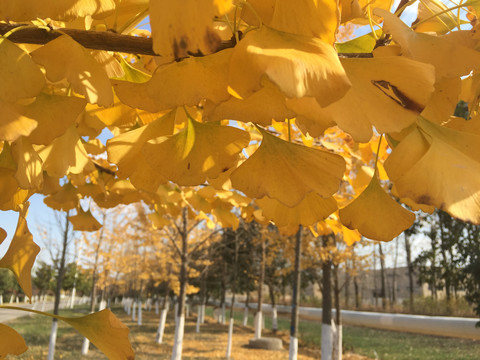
226 317 234 359
81 337 90 355
321 323 334 360
9 294 14 303
171 314 185 360
0 295 3 304
155 300 159 315
200 304 205 324
254 311 262 339
243 306 248 326
41 298 46 312
196 305 201 333
156 308 168 344
138 300 142 326
332 323 342 360
289 336 298 360
69 287 76 308
221 303 226 325
272 306 278 332
132 301 136 321
47 319 58 360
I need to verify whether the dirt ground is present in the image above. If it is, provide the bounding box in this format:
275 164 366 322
124 311 371 360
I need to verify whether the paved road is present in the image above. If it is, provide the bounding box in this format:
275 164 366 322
0 302 54 323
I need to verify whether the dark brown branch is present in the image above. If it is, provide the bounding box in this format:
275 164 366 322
1 23 373 58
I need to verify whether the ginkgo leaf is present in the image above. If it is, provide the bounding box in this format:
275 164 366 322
339 175 415 241
83 139 105 155
339 0 364 23
0 39 45 103
113 49 232 113
0 227 6 245
31 35 113 107
23 93 87 145
421 77 461 124
211 199 239 230
228 26 351 107
36 126 94 178
11 137 43 190
204 78 295 126
257 192 337 230
385 117 480 223
86 99 137 129
376 8 480 79
150 0 231 58
0 169 19 206
413 0 458 34
68 208 102 232
143 117 250 186
0 0 116 21
230 127 345 207
107 110 175 179
0 102 37 142
270 0 338 45
0 203 40 298
0 323 28 358
241 0 275 25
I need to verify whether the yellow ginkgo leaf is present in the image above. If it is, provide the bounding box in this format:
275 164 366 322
204 79 295 126
0 143 19 205
375 8 480 79
0 0 116 21
36 126 94 178
0 102 37 142
11 137 43 190
270 0 338 45
341 225 362 246
339 0 364 23
0 203 40 298
241 0 275 26
211 199 239 230
413 0 458 34
0 39 45 103
384 117 480 223
68 208 102 232
0 187 31 212
256 192 337 230
24 93 86 145
83 139 105 155
0 227 6 245
107 110 175 179
421 77 461 124
31 35 113 107
148 211 170 229
339 174 415 241
228 26 351 107
86 99 137 129
113 49 232 112
184 189 212 214
143 117 250 186
231 128 345 207
0 323 28 358
150 0 232 58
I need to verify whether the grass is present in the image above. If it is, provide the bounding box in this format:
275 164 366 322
3 304 480 359
210 306 480 360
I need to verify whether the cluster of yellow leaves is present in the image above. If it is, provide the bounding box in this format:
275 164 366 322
1 0 480 357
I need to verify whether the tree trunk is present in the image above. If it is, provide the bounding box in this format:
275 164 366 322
255 239 265 339
344 259 350 308
333 264 342 360
48 211 70 360
321 235 333 360
268 283 278 333
378 243 387 310
226 231 239 360
172 208 188 360
392 238 399 306
156 297 169 344
82 212 106 355
243 290 250 327
404 233 415 311
289 227 302 360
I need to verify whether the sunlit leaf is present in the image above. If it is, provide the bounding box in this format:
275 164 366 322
11 137 43 190
376 8 480 79
150 0 232 58
68 207 102 232
143 117 250 186
231 127 345 207
0 323 28 358
0 102 37 143
257 192 337 230
385 117 480 223
31 35 113 107
339 175 415 241
0 203 40 298
113 49 232 112
23 93 87 145
0 39 45 103
228 26 351 106
413 0 458 34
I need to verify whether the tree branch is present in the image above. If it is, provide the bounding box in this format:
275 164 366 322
0 23 372 58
